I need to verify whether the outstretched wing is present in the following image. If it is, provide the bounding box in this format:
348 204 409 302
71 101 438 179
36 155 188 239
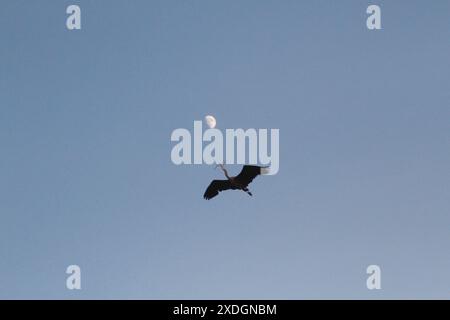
203 179 237 200
234 165 265 187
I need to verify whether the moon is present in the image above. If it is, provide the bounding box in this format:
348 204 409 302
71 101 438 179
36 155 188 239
205 115 217 129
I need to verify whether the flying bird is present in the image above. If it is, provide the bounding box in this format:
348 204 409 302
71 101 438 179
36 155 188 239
203 164 268 200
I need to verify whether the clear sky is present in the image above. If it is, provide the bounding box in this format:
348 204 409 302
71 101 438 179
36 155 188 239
1 0 449 299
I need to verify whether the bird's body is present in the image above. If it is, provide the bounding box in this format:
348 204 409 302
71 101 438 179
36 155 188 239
203 165 268 200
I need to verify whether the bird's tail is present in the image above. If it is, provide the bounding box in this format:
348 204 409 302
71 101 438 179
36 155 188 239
260 166 270 175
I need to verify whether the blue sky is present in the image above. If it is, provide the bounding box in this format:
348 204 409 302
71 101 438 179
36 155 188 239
1 0 449 299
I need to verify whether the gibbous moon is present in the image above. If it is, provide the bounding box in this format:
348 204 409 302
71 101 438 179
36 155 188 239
205 115 217 129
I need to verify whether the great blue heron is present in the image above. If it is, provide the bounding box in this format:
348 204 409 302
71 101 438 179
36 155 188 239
203 164 268 200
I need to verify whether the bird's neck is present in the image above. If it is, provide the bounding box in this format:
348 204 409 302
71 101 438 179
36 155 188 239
220 165 231 180
223 170 230 180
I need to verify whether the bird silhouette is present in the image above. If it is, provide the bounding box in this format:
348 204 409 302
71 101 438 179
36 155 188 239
203 164 268 200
